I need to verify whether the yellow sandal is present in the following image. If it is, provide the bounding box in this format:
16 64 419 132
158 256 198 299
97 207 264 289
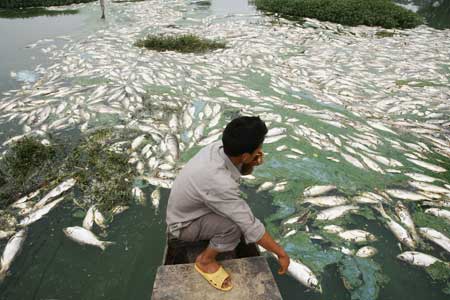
194 263 233 291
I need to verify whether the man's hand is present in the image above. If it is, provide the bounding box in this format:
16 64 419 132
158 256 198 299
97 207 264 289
257 231 290 275
277 254 290 275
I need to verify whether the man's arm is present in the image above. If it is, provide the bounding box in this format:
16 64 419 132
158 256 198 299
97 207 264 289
257 231 290 274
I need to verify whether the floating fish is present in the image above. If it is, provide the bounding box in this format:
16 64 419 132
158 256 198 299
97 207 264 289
63 226 114 251
303 185 336 197
418 227 450 253
355 246 378 258
316 205 359 221
19 197 64 227
397 251 442 267
0 229 27 282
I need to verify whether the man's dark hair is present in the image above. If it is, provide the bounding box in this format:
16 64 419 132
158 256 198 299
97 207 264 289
222 116 268 156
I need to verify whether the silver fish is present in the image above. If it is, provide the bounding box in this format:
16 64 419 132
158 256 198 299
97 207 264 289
63 226 113 250
303 185 336 197
0 229 27 282
19 197 64 227
397 251 442 267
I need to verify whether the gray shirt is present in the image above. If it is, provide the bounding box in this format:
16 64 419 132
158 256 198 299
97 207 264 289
166 141 265 244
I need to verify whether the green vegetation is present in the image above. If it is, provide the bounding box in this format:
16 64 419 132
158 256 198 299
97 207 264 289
0 7 78 18
0 137 58 209
64 129 135 213
418 0 450 29
425 261 450 295
0 0 94 9
278 232 387 300
254 0 423 29
339 256 388 300
135 34 226 53
0 130 136 215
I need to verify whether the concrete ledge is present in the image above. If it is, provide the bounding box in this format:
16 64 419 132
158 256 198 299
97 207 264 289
151 256 282 300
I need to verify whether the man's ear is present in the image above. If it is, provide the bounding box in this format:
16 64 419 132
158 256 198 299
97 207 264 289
241 153 252 164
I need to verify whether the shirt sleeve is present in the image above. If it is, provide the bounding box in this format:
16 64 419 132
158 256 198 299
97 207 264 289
202 182 266 244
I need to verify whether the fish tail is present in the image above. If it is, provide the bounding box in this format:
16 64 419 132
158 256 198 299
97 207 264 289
373 203 388 218
100 241 115 251
0 268 7 283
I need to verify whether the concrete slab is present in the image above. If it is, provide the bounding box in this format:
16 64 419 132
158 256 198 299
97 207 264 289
151 256 282 300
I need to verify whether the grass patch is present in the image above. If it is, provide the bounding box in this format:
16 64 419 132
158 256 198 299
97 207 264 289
0 7 78 18
0 0 94 9
134 34 226 53
254 0 423 29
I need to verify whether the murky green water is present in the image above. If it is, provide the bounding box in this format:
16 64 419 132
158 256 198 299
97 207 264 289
0 1 449 300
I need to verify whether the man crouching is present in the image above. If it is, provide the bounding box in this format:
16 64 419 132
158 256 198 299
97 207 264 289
166 116 290 291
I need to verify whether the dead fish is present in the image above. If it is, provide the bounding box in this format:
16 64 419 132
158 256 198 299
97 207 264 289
257 181 274 193
338 229 377 243
418 227 450 253
356 246 378 258
83 206 95 230
374 204 416 249
385 189 428 201
63 226 113 250
0 229 27 282
166 134 180 160
397 251 443 267
151 188 161 209
34 178 76 209
425 208 450 222
19 197 64 227
316 205 359 221
407 158 446 173
303 195 348 207
303 185 336 197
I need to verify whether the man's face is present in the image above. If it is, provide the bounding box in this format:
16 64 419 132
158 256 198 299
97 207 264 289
241 145 263 165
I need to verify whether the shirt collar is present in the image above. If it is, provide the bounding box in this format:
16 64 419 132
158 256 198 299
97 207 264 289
218 145 241 182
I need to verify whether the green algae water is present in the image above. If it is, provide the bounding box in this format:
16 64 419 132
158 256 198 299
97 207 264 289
0 1 449 300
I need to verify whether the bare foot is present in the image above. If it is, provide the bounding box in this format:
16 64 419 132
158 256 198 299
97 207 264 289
195 253 232 289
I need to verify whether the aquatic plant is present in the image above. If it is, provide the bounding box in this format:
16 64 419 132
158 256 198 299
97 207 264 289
339 256 388 300
64 129 135 214
134 34 226 53
0 137 57 208
425 261 450 295
0 0 94 9
0 7 78 18
254 0 423 29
